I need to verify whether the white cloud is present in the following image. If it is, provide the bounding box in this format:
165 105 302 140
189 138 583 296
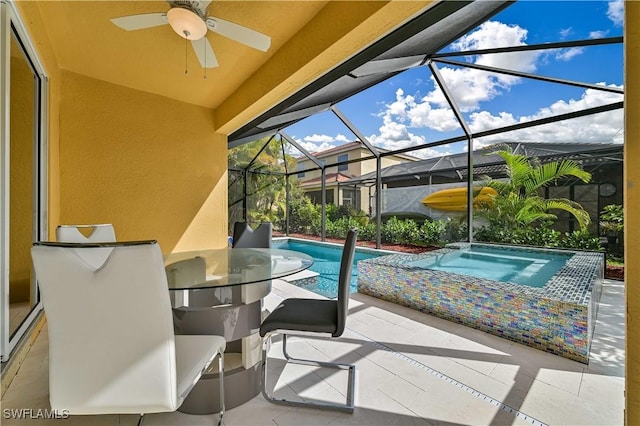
290 133 353 155
589 30 609 39
408 103 459 132
555 47 584 61
364 89 431 154
559 27 573 39
304 134 333 143
425 21 542 112
335 134 350 143
451 21 540 73
607 0 624 26
468 84 624 144
293 139 335 154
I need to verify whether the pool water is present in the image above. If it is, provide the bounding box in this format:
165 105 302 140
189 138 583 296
407 245 573 287
274 240 380 298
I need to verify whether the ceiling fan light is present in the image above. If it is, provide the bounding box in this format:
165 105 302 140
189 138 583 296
166 8 207 40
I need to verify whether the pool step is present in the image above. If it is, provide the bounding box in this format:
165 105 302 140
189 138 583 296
282 269 319 287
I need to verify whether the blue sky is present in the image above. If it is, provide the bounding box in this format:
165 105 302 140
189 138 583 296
285 0 624 158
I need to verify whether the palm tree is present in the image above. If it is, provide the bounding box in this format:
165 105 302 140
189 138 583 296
477 145 592 230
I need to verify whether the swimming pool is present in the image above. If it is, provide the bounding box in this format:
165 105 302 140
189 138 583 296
407 245 572 288
358 243 604 363
272 239 382 298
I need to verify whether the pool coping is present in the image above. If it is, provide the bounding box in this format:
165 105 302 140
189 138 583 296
272 236 401 256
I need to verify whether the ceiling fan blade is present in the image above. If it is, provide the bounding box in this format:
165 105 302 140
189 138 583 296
191 37 219 68
111 13 167 31
206 17 271 52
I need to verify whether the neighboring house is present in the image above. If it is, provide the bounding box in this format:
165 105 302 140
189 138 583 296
295 141 419 211
346 142 623 235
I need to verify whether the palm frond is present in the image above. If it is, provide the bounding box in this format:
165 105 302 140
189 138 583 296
541 198 592 230
523 160 591 194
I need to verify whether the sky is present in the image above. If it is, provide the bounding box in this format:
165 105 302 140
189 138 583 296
284 0 624 159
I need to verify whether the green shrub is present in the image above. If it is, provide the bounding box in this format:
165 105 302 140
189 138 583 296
358 222 376 241
561 230 601 251
444 220 468 243
475 222 600 251
419 220 446 245
600 204 624 235
288 196 320 233
380 217 399 243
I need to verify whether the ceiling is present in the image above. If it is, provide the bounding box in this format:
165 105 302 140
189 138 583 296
34 0 328 109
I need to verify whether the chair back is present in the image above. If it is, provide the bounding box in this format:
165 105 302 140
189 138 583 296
31 241 179 415
232 222 272 248
56 224 116 243
335 228 358 337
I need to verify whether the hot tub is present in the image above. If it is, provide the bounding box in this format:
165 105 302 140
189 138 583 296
357 243 604 363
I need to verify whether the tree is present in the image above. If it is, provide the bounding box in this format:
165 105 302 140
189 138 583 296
228 137 296 229
477 145 592 230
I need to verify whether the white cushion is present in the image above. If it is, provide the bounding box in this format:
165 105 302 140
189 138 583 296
175 335 226 405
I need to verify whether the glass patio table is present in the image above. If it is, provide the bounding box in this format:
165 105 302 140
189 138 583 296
164 247 313 414
165 247 313 289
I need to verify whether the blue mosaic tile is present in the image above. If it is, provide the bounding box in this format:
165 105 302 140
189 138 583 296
357 243 604 364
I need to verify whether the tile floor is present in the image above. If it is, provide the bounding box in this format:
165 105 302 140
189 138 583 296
1 279 624 425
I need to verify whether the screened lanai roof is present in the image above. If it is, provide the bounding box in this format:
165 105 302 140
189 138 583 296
345 142 624 185
228 0 512 147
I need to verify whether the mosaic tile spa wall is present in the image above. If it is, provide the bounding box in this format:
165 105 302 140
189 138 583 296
357 244 604 363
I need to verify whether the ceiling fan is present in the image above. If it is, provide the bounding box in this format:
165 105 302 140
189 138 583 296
111 0 271 69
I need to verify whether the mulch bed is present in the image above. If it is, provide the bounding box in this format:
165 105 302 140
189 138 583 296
606 265 625 281
277 232 625 281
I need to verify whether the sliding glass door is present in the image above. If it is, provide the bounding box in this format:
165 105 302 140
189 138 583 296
1 1 48 362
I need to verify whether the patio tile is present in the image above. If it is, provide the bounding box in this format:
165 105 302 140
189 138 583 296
377 375 427 409
222 396 293 426
362 350 444 392
518 379 618 425
271 406 343 426
496 341 586 378
585 334 625 377
328 388 433 426
144 411 221 426
443 361 529 404
1 279 625 426
488 363 536 394
578 372 625 411
407 376 518 425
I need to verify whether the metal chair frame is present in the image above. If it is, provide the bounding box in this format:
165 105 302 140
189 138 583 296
261 332 355 412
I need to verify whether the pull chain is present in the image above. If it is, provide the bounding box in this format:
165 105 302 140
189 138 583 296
184 35 188 75
203 39 207 79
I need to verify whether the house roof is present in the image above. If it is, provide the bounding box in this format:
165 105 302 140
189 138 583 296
295 141 421 161
344 142 624 185
228 1 511 147
299 172 354 187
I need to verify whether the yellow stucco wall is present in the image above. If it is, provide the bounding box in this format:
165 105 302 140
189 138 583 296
15 2 228 253
58 71 228 253
626 2 639 423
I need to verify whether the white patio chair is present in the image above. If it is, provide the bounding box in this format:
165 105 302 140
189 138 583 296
31 240 226 426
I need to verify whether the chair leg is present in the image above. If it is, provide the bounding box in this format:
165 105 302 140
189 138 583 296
218 352 225 426
261 333 355 413
137 414 144 426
